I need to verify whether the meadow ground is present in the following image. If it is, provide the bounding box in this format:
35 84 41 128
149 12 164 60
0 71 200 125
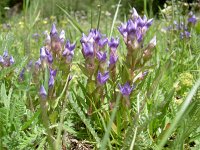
0 1 200 149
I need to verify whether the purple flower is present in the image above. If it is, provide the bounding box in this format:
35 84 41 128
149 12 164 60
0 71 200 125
185 31 191 38
180 31 191 39
40 47 46 60
3 50 8 58
97 71 109 85
35 59 41 71
50 68 57 77
40 85 47 99
82 42 94 58
19 68 25 81
127 19 137 34
131 7 139 20
35 58 41 67
90 29 101 42
188 12 197 24
47 53 53 64
109 52 118 65
96 51 107 62
146 18 153 28
98 38 108 48
118 7 153 45
9 56 14 65
80 32 94 44
0 55 4 64
63 40 75 63
118 23 127 38
48 75 55 88
109 53 118 70
64 40 76 52
119 82 135 96
108 37 119 52
50 23 58 37
50 24 62 52
48 68 56 88
137 16 145 27
59 30 65 44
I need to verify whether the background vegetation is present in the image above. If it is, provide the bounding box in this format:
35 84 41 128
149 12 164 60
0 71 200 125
0 0 199 149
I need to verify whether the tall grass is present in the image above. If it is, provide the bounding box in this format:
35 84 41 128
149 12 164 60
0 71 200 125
0 0 199 149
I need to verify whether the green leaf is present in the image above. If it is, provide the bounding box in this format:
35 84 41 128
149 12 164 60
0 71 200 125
69 93 101 147
157 78 200 149
21 110 41 130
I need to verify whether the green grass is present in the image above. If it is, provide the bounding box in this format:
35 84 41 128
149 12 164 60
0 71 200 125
0 0 200 149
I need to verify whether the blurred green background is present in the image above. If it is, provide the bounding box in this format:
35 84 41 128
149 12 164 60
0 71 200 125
0 0 199 22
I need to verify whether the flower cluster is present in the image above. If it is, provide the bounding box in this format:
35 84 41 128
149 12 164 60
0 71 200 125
17 23 75 97
165 11 197 39
37 24 75 96
80 29 119 86
117 8 156 97
0 50 15 68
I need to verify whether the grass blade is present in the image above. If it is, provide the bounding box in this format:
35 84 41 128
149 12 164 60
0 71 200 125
100 94 121 150
109 0 121 38
156 78 200 149
68 93 101 147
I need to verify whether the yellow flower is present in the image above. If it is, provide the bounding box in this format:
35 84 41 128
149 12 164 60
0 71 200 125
42 20 48 24
50 16 56 20
179 72 194 87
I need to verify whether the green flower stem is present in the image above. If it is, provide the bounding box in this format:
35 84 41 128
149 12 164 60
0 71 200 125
56 75 71 150
40 98 55 150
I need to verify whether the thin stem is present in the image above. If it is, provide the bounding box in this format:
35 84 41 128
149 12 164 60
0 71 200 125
56 75 71 150
40 99 55 150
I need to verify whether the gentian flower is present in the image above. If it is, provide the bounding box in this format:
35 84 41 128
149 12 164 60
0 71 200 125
97 71 109 85
19 68 25 81
80 32 95 43
9 56 15 65
59 30 65 44
40 47 46 60
48 68 56 88
96 51 107 62
188 12 197 24
119 82 135 96
35 59 41 71
180 31 191 39
109 49 118 70
81 42 94 58
50 23 62 52
35 59 41 67
40 85 47 100
48 75 55 88
3 50 8 58
118 23 127 39
91 29 101 42
47 53 53 64
49 68 57 77
62 40 76 63
108 37 119 52
98 38 108 48
131 7 139 20
0 55 4 64
50 23 58 37
118 7 153 45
